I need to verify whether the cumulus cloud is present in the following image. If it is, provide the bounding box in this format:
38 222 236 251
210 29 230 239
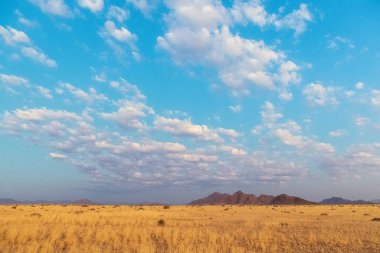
49 152 66 159
107 6 128 23
154 116 223 143
77 0 104 13
355 82 364 90
36 86 53 99
101 100 154 130
0 73 29 86
21 47 57 67
103 20 137 46
303 83 338 106
157 0 305 95
60 83 107 103
28 0 73 17
273 3 313 36
127 0 157 16
0 25 30 45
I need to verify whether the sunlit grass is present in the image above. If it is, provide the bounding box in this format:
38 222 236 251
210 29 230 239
0 204 379 252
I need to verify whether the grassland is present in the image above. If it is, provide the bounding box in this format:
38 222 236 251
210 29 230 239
0 204 379 253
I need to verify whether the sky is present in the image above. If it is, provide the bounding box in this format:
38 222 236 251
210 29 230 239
0 0 380 204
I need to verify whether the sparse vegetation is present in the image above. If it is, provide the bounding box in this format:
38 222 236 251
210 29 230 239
0 205 379 252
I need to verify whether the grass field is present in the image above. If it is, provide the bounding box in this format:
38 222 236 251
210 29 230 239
0 204 379 253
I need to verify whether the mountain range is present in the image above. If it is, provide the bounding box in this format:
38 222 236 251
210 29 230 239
188 191 315 205
320 197 373 205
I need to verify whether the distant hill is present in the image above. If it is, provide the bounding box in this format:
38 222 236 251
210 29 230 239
188 191 315 205
71 199 97 205
320 197 373 205
0 198 96 205
0 198 21 204
371 199 380 204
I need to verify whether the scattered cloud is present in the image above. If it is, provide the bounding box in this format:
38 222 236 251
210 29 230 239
126 0 157 16
273 3 313 36
154 116 223 143
355 82 364 90
0 25 30 45
107 6 128 23
36 86 53 99
60 83 107 103
0 73 29 86
329 129 347 137
229 105 241 113
77 0 104 13
103 21 137 46
21 47 57 67
303 83 338 106
28 0 73 17
49 152 66 159
101 100 154 130
327 36 355 50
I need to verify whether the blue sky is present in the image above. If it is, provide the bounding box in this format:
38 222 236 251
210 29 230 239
0 0 380 203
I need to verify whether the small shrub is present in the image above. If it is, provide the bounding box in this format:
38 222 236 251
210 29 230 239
163 205 170 209
320 213 328 216
157 219 165 226
30 213 42 218
371 218 380 222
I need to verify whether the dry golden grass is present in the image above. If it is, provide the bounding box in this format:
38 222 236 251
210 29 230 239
1 204 380 253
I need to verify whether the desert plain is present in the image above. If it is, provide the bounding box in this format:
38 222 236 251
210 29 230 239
0 204 380 253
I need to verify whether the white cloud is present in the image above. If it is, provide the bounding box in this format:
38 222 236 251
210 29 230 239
154 116 223 142
229 105 241 113
28 0 73 17
231 0 273 27
371 90 380 106
279 90 293 101
329 129 347 137
217 128 240 138
274 128 304 148
355 117 369 127
0 25 30 45
60 83 107 103
101 100 154 130
273 3 313 36
303 83 338 106
36 86 53 99
92 73 106 82
157 0 303 95
103 20 137 45
127 0 156 16
220 145 247 156
7 108 80 122
49 152 66 159
15 10 39 28
77 0 104 13
0 73 28 86
355 82 364 90
107 6 128 23
21 47 57 67
327 36 355 50
261 101 283 126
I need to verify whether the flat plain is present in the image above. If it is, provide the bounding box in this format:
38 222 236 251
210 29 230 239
0 204 379 253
